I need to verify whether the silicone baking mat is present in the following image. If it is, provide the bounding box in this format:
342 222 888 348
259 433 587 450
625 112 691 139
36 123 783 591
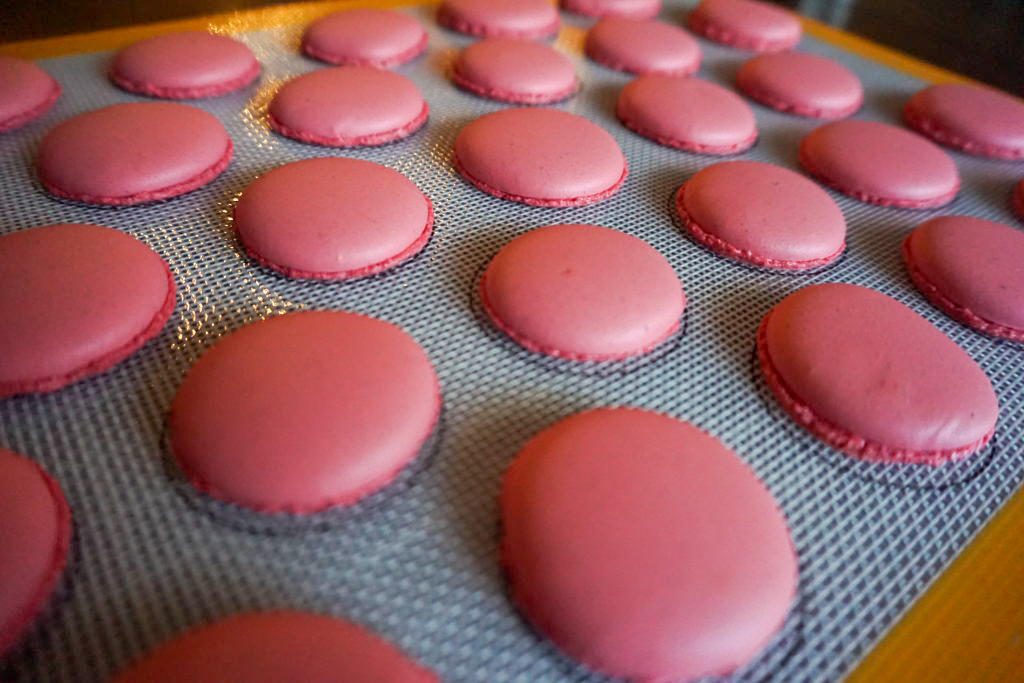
2 1 1022 680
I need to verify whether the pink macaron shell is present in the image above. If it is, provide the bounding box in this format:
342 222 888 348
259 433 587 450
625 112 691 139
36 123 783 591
584 18 701 76
110 31 260 99
113 611 438 682
36 102 232 205
502 408 797 681
677 161 846 269
302 9 428 68
269 66 427 147
234 157 432 279
0 57 61 133
0 224 175 398
903 83 1024 160
616 74 757 154
0 449 72 658
903 215 1024 341
736 51 863 119
688 0 801 52
452 39 577 104
454 108 627 207
798 120 959 209
481 224 685 360
561 0 661 19
169 311 440 514
437 0 559 39
758 283 998 463
1014 179 1024 223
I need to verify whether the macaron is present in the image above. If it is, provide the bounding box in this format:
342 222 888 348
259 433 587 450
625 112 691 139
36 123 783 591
502 407 797 681
452 38 577 104
0 56 60 133
736 51 863 119
687 0 801 52
113 611 438 682
453 108 627 207
268 66 428 147
0 449 72 658
110 31 260 99
437 0 559 40
584 17 701 76
480 224 685 360
36 102 232 205
903 83 1024 160
798 120 959 209
757 283 999 464
302 9 428 68
169 310 440 514
902 215 1024 342
561 0 661 19
0 223 176 398
616 74 757 154
234 157 433 280
675 161 846 270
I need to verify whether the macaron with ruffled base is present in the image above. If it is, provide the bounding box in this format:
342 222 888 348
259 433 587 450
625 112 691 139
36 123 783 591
561 0 661 19
452 38 577 104
688 0 801 52
0 57 60 132
903 83 1024 160
584 17 701 76
437 0 559 39
736 51 862 119
301 9 428 68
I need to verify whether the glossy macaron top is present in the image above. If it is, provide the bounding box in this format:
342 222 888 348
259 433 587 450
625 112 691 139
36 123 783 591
903 83 1024 160
687 0 801 52
561 0 661 19
301 9 428 67
452 38 577 104
0 56 60 132
584 17 701 76
437 0 559 39
736 50 863 119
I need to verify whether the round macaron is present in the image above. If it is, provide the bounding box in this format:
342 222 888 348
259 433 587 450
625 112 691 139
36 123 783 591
0 449 72 659
0 223 175 398
110 31 260 99
234 157 433 280
113 611 438 682
675 161 846 270
169 310 440 514
454 108 627 207
480 224 685 360
736 51 863 119
1014 179 1024 223
757 283 998 464
616 74 757 154
502 407 797 680
561 0 661 19
0 56 60 133
584 17 701 76
452 38 577 104
268 66 427 147
687 0 801 52
36 102 232 205
903 83 1024 160
301 9 428 68
902 215 1024 342
437 0 559 40
798 120 959 209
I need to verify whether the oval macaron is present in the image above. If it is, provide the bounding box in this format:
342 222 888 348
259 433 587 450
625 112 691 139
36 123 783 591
502 407 797 681
561 0 661 19
0 56 60 133
687 0 801 52
736 51 863 119
480 224 685 360
0 223 175 398
584 17 701 76
437 0 559 39
758 283 998 464
902 215 1024 341
234 157 432 280
903 83 1024 160
302 9 428 67
452 38 577 104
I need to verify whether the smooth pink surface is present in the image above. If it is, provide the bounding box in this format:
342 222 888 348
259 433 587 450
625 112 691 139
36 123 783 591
502 408 797 680
302 9 428 67
454 108 627 206
903 215 1024 340
585 17 701 76
452 39 577 104
0 56 60 132
438 0 559 39
269 66 427 147
760 283 998 462
678 161 846 268
234 157 432 279
903 83 1024 160
481 224 684 360
0 449 71 658
616 74 757 153
114 611 438 682
688 0 800 52
36 102 231 204
799 120 959 208
169 311 440 514
562 0 661 19
736 51 862 119
0 224 174 397
111 31 259 98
